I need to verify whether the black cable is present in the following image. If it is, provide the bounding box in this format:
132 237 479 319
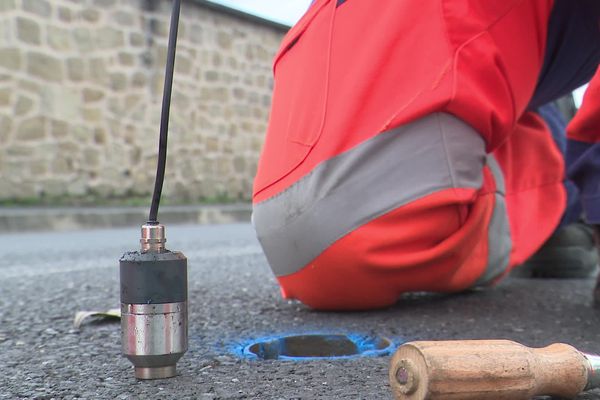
148 0 182 223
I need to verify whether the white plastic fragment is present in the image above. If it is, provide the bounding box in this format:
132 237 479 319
73 308 121 329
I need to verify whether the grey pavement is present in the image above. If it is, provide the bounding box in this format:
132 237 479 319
2 223 600 399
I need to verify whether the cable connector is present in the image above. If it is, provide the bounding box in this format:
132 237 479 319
140 223 167 253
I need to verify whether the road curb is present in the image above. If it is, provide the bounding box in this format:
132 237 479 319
0 204 252 233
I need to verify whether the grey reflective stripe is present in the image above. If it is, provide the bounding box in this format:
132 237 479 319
253 113 486 277
486 155 506 195
475 155 512 286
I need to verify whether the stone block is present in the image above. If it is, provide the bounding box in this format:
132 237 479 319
92 0 116 8
3 178 37 197
155 45 168 66
14 96 34 116
80 8 100 23
16 17 41 45
27 52 63 82
0 115 12 142
82 107 102 122
261 94 271 107
171 92 189 110
58 7 72 22
95 27 124 49
18 79 39 93
151 19 168 38
245 45 255 61
129 146 141 164
252 107 264 119
0 48 22 71
82 147 101 167
109 72 127 92
131 72 146 87
51 157 72 174
222 139 233 154
129 32 144 47
66 58 85 81
201 87 229 102
107 97 124 117
251 137 263 152
16 116 45 141
216 31 232 50
67 177 88 196
22 0 51 17
70 124 92 142
50 120 68 139
58 141 78 154
83 88 104 103
130 106 145 121
40 85 79 120
256 75 266 87
205 70 219 82
227 56 238 69
205 137 218 152
175 56 191 75
93 128 107 144
88 58 107 82
41 179 68 197
151 74 164 94
118 52 135 66
29 160 46 176
0 0 16 12
124 94 139 109
47 25 72 51
0 20 10 42
73 28 94 52
0 88 10 107
189 24 203 44
233 156 246 173
113 10 135 26
2 160 27 180
212 53 222 67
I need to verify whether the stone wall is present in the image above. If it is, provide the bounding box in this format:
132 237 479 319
0 0 286 203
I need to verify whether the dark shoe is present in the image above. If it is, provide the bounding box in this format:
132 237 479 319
512 222 598 279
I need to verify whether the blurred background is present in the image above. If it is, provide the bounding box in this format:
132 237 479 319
0 0 310 208
0 0 586 209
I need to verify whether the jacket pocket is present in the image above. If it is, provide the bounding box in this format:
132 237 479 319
254 0 336 194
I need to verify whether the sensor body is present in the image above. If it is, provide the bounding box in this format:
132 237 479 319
120 224 188 379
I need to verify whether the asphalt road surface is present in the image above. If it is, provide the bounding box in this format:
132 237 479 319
2 223 600 399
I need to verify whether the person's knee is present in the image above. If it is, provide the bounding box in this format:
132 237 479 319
252 113 501 310
270 188 495 310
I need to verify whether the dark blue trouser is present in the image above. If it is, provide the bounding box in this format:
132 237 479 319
538 103 582 228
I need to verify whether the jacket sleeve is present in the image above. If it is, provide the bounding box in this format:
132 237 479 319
566 66 600 223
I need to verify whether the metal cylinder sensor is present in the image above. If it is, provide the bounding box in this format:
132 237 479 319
120 224 188 379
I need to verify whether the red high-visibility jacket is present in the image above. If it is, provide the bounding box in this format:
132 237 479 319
252 0 600 309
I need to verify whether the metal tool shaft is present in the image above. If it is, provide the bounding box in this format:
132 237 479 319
584 353 600 390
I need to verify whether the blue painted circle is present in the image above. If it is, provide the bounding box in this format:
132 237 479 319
235 333 398 361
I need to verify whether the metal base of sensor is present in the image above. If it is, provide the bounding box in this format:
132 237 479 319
135 366 177 380
120 224 188 380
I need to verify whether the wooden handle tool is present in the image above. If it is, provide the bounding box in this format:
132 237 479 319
389 340 600 400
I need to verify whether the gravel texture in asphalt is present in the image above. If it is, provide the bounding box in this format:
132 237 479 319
2 223 600 399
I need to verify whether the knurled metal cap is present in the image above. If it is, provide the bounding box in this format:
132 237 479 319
140 223 167 253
